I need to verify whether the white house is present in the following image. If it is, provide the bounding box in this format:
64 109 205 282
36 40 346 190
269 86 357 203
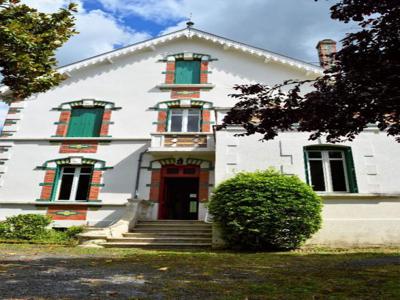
0 26 399 247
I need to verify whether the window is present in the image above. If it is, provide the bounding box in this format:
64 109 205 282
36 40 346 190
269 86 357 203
169 109 201 132
67 107 104 137
56 166 93 201
174 60 201 84
305 147 358 193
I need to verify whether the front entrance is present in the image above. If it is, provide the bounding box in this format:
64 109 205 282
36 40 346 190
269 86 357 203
158 165 200 220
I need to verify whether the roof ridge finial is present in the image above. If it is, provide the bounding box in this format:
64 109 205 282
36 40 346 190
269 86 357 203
186 13 194 28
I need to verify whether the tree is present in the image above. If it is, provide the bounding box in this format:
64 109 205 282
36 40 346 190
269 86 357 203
0 0 77 103
222 0 400 142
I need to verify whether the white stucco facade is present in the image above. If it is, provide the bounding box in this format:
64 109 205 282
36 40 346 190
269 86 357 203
0 28 399 246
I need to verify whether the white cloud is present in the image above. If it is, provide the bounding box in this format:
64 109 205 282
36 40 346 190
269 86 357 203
22 0 81 13
98 0 352 63
98 0 183 23
22 0 151 65
57 9 151 65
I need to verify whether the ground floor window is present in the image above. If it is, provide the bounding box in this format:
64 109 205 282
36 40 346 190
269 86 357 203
304 147 358 193
56 166 93 201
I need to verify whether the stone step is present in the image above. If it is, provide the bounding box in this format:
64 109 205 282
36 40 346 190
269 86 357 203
134 225 211 230
102 242 212 248
131 228 212 233
123 232 212 238
108 237 211 243
138 220 207 224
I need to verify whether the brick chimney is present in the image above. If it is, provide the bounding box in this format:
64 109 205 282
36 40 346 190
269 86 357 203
316 39 337 69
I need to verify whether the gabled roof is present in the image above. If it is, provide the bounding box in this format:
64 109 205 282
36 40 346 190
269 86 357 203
59 27 323 75
0 27 323 95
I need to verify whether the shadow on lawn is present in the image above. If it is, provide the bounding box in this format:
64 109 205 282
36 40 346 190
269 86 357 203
0 247 399 300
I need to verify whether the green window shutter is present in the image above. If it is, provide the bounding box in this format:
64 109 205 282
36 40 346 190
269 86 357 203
175 60 200 84
344 147 358 193
67 108 104 137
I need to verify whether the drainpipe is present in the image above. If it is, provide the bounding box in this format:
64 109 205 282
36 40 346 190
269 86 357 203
134 148 149 199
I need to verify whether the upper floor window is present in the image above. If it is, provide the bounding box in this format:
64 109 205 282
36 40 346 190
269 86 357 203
174 60 201 84
67 107 104 137
56 165 93 201
304 147 358 193
169 109 201 132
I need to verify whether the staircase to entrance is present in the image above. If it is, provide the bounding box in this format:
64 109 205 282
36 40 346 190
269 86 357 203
102 220 212 248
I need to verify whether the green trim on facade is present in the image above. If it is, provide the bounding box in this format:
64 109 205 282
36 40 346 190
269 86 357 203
148 157 214 170
37 157 111 170
53 99 121 111
150 100 214 110
89 183 105 187
158 52 217 62
50 166 61 201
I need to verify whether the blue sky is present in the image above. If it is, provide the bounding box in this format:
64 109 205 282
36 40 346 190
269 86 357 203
0 0 354 128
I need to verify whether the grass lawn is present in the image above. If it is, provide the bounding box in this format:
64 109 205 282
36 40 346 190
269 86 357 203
0 244 399 299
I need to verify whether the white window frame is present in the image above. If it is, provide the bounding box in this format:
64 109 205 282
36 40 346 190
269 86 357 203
307 150 349 193
168 108 201 132
56 166 92 201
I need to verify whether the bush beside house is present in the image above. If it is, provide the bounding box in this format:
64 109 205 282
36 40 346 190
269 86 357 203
209 169 322 250
0 214 84 245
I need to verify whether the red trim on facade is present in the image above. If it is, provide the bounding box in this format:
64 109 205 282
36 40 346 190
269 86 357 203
165 62 175 84
199 170 209 202
201 110 211 132
40 170 56 200
100 109 112 136
59 141 98 153
88 170 102 201
149 169 161 202
55 111 71 136
200 61 209 84
157 111 168 132
171 88 200 99
47 205 87 221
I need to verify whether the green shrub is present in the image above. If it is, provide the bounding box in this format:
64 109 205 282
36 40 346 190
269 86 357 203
65 226 85 239
0 214 52 240
209 169 322 251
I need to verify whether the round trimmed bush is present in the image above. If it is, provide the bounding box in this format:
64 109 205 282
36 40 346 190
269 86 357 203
208 169 322 250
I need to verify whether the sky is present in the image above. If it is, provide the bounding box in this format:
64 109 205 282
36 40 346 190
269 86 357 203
0 0 354 128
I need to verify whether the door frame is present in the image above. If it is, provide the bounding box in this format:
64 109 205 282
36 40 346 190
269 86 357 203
158 164 200 219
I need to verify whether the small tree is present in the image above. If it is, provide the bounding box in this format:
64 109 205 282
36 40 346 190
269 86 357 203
0 0 77 102
209 170 322 250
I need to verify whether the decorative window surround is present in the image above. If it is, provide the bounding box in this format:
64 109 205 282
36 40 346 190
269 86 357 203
150 100 214 110
36 157 112 202
52 100 119 153
53 99 120 138
151 100 214 133
47 205 88 221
